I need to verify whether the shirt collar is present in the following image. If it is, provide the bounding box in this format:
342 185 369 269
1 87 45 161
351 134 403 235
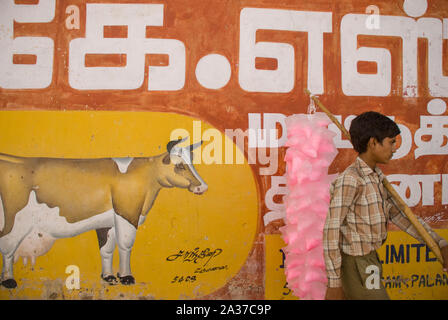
356 157 384 180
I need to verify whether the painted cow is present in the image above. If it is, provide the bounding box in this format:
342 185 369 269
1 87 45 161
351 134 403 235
0 138 207 288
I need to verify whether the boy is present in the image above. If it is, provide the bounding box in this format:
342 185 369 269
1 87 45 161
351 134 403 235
323 111 448 300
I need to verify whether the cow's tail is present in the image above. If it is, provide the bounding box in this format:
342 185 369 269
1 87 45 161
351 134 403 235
0 193 4 233
0 153 25 164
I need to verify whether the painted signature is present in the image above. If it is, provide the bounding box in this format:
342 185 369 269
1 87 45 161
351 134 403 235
166 247 223 266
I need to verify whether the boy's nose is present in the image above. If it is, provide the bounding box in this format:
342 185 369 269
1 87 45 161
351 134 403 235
392 143 398 153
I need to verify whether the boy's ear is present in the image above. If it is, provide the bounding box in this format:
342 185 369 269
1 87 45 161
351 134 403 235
162 154 171 164
367 137 378 149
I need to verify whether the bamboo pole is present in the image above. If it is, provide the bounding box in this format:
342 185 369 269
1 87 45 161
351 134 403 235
304 89 444 265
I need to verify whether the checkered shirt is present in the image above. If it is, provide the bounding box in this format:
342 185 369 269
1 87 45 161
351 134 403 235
323 157 445 288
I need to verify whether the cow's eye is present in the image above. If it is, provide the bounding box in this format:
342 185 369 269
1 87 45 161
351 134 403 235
175 163 185 170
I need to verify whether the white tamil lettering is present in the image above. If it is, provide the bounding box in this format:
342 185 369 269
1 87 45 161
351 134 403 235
388 174 441 207
0 0 55 89
264 175 287 226
328 115 354 149
418 18 448 97
415 99 448 158
341 12 448 97
69 4 185 91
341 14 417 97
239 8 332 93
442 174 448 205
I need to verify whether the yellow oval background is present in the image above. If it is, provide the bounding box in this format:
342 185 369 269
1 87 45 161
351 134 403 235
0 111 258 299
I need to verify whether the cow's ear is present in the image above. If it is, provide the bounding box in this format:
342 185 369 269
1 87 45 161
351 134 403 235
162 154 171 165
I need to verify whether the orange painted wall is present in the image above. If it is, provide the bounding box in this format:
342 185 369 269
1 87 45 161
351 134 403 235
1 0 448 299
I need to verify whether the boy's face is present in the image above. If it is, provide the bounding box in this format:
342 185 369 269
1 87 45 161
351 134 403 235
372 136 397 164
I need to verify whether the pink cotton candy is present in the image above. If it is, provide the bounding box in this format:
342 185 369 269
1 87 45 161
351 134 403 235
304 269 326 283
305 238 321 251
281 112 338 300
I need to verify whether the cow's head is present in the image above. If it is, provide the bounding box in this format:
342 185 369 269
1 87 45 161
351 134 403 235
158 137 208 195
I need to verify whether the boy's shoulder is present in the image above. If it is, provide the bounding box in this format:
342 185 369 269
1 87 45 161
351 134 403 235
343 160 362 176
333 159 363 187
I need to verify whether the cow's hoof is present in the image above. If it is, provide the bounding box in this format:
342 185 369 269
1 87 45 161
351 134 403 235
2 279 17 289
117 274 135 285
101 274 118 285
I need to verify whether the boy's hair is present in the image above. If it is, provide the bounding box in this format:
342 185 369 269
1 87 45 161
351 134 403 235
349 111 400 154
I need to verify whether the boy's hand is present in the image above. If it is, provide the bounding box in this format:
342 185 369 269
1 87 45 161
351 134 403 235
325 287 346 300
441 246 448 272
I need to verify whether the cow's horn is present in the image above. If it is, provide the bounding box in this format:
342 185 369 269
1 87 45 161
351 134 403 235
189 140 203 151
167 136 188 153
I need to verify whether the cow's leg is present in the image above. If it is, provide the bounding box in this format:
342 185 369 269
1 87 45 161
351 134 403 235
1 253 17 288
0 232 32 289
0 211 34 289
114 213 136 285
96 227 117 285
0 229 33 288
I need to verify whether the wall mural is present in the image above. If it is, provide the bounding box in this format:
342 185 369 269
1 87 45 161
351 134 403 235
0 0 447 299
0 136 208 288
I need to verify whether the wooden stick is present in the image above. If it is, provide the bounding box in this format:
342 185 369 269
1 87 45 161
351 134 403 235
304 89 444 265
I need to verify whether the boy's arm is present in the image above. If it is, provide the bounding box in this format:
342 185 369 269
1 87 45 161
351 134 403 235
324 173 358 289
